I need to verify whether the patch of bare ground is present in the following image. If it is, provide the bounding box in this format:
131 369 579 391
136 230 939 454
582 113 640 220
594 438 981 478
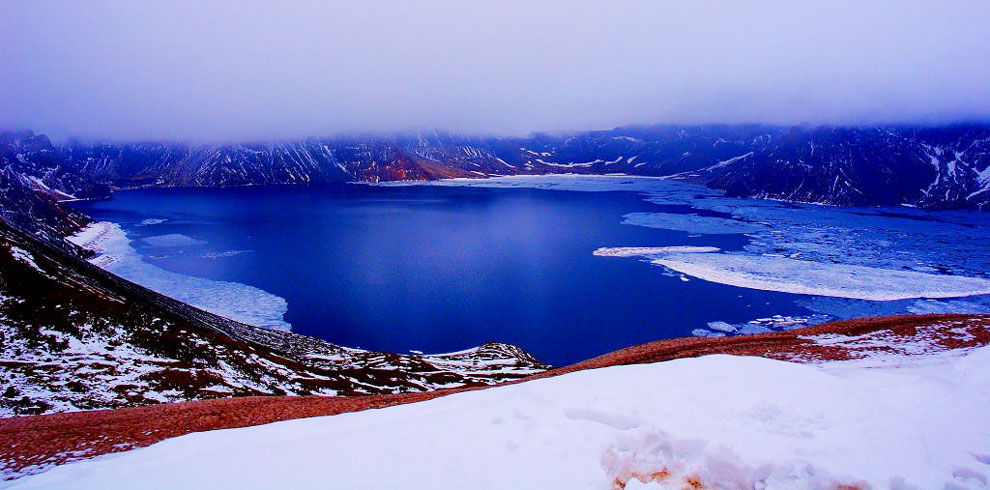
543 313 990 378
0 391 467 480
2 313 988 480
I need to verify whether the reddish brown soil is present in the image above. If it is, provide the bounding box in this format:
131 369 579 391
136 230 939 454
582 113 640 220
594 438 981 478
2 313 987 480
542 313 990 376
0 391 468 479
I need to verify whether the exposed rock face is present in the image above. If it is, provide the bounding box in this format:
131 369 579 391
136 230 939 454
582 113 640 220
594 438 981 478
699 126 990 209
0 165 91 255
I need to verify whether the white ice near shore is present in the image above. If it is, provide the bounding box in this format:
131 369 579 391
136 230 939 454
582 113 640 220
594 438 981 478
592 246 720 257
595 245 990 301
68 222 291 331
653 252 990 301
691 314 833 338
12 347 990 490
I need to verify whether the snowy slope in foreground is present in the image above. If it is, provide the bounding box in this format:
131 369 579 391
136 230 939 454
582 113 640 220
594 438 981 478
12 348 990 490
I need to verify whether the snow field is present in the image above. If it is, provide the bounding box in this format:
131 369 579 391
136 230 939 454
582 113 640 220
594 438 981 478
11 346 990 489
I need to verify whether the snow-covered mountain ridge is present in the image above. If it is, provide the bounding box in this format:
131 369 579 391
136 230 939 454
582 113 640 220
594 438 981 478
4 125 990 215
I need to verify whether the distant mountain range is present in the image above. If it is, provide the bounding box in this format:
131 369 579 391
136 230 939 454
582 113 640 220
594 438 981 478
3 124 990 250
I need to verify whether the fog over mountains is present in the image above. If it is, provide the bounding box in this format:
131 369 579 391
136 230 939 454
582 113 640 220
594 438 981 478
3 1 990 141
4 2 988 222
4 123 990 219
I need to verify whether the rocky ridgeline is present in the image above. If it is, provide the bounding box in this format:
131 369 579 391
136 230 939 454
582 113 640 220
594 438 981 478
2 125 989 219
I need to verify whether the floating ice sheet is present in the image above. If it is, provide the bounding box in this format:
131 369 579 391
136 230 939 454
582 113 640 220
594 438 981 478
592 246 719 257
69 222 291 331
142 234 206 247
595 243 990 301
660 193 990 279
691 314 834 338
621 212 765 234
653 252 990 301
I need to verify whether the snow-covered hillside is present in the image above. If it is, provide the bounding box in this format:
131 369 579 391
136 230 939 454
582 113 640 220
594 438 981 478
10 343 990 490
0 219 547 418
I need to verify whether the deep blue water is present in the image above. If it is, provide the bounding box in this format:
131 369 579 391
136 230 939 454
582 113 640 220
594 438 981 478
71 184 815 365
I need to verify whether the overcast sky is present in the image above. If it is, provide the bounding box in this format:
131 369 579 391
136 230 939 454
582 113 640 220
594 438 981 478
2 0 989 141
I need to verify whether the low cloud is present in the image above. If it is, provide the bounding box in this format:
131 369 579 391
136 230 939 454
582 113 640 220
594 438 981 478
2 0 989 141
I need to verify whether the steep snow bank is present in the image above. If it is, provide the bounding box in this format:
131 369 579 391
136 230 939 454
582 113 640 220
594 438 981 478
11 346 990 490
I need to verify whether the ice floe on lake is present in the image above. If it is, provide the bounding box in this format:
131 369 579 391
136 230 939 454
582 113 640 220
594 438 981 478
622 212 766 234
68 222 291 331
202 250 252 259
653 252 990 301
660 193 990 279
592 246 719 257
794 295 990 321
142 234 206 247
595 245 990 301
706 321 737 333
692 315 835 338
